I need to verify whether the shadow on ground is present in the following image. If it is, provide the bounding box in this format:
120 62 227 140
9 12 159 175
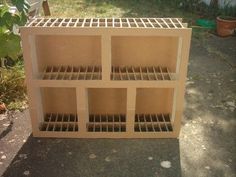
2 135 181 177
179 36 236 177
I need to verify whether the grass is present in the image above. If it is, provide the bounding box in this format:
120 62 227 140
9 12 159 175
49 0 197 19
48 0 212 40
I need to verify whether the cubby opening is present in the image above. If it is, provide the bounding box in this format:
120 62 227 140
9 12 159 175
35 35 102 80
111 36 178 80
39 87 78 132
135 88 174 132
87 88 127 132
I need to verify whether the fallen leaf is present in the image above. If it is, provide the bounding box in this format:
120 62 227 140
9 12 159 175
3 123 10 127
19 154 27 159
201 145 206 150
112 149 117 153
8 139 15 143
1 155 6 160
105 156 111 162
89 154 96 159
23 170 30 176
0 103 6 111
226 101 235 107
160 161 171 168
0 114 7 121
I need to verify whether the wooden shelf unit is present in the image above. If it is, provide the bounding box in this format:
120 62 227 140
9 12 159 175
20 17 191 138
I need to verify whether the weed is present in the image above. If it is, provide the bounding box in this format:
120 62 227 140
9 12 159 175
0 59 27 110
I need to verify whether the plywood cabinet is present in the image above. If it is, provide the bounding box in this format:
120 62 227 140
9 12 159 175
20 18 191 138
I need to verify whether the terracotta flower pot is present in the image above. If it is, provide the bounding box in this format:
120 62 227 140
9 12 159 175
216 16 236 37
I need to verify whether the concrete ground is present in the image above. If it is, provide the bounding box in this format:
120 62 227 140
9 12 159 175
0 35 235 177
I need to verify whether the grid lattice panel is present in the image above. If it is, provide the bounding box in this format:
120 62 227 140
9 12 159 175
42 66 102 80
111 66 174 80
27 18 185 29
87 114 126 132
40 113 79 132
134 114 173 132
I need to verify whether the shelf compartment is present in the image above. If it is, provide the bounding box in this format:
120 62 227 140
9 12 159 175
88 88 127 115
28 18 185 29
41 65 102 80
39 113 78 132
111 36 178 73
136 88 174 115
41 87 77 114
87 114 126 132
134 114 173 132
111 66 174 80
35 35 101 79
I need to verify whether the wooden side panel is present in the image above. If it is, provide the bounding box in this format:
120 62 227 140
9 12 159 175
41 87 77 114
136 88 174 114
35 35 101 72
111 36 178 72
88 88 127 114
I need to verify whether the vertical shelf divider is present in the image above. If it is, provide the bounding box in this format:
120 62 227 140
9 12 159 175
101 34 111 81
126 87 136 133
76 87 89 134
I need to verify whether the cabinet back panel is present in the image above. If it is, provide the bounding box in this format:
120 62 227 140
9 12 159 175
111 36 178 72
35 35 101 72
88 88 127 114
136 88 173 114
41 88 77 114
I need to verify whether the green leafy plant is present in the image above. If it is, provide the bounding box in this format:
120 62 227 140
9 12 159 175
0 0 30 65
0 0 29 110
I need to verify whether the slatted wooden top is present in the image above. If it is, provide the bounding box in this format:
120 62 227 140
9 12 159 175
26 18 187 29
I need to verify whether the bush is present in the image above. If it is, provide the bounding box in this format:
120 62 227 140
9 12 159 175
0 0 29 110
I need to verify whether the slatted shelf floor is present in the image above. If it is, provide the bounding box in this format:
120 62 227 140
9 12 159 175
87 114 126 132
134 114 173 132
111 66 174 80
41 65 102 80
39 113 78 132
28 18 185 29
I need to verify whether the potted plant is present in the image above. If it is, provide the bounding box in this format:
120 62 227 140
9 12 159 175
216 2 236 37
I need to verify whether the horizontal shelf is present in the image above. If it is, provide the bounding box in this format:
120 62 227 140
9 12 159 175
44 113 78 122
41 65 102 80
33 80 177 88
111 66 174 80
87 123 126 132
87 114 126 132
39 113 78 132
40 65 175 81
28 18 185 29
134 114 173 132
89 114 126 122
40 122 79 132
